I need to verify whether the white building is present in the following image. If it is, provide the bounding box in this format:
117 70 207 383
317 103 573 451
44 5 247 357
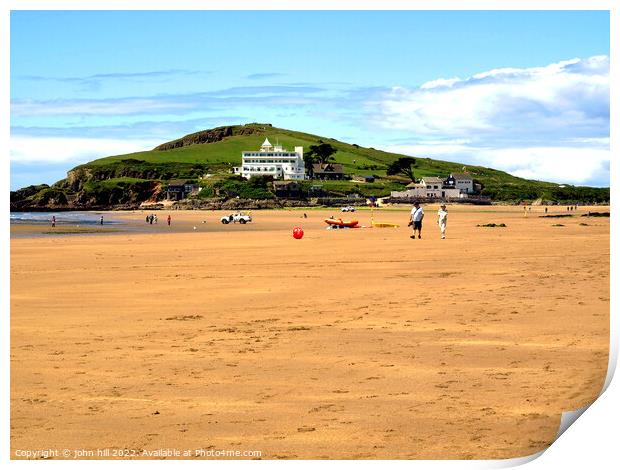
391 187 464 199
390 177 466 199
233 138 306 180
445 173 474 193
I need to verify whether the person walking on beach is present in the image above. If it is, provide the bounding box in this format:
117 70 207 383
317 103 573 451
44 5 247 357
437 204 448 239
100 215 104 225
409 201 424 239
146 215 149 224
51 215 56 228
167 214 171 226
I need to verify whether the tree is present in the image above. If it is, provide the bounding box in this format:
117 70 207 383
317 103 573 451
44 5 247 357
386 157 417 182
303 152 316 178
304 141 338 178
306 141 337 164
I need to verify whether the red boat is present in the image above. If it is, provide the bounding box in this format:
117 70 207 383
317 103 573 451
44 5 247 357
324 218 359 228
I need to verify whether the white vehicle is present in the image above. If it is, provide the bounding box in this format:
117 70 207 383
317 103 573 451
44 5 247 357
220 212 252 224
341 206 356 212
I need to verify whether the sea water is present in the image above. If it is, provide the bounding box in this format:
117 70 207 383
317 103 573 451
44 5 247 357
10 212 123 226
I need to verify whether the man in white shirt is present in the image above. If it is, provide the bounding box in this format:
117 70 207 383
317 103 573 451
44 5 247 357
437 204 448 239
409 201 424 239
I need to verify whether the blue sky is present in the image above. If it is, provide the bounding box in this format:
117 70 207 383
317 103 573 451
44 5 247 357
10 10 610 189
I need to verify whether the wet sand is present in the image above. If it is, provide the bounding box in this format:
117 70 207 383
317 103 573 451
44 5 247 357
10 205 609 459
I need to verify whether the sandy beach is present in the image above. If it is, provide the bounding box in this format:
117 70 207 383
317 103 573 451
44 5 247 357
10 205 609 459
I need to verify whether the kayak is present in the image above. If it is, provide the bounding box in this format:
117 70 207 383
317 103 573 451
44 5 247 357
324 218 359 228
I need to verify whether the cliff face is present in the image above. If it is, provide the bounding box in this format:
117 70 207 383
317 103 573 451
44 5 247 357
9 158 207 210
153 123 271 151
11 179 163 211
61 159 209 191
72 180 161 208
10 185 70 211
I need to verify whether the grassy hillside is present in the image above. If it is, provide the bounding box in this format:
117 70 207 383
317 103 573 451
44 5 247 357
76 123 607 203
11 123 609 210
87 123 517 181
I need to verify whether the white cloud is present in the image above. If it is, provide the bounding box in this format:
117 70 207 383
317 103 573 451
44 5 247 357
381 140 609 187
372 55 608 137
10 136 159 164
11 98 195 117
419 77 460 89
370 55 609 186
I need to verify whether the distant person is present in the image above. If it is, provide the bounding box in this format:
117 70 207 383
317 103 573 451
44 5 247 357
149 214 154 225
544 207 548 214
100 216 104 225
409 201 424 239
303 213 308 219
437 204 448 239
51 215 56 228
146 215 149 223
154 214 158 224
167 215 171 226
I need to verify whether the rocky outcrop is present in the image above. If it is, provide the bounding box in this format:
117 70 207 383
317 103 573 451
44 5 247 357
153 123 272 151
11 179 161 211
10 185 71 211
62 160 208 191
73 180 159 208
169 198 316 211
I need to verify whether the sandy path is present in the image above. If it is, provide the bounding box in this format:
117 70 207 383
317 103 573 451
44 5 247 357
10 206 609 459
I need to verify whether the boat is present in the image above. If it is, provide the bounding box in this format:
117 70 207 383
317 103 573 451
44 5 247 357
324 218 359 228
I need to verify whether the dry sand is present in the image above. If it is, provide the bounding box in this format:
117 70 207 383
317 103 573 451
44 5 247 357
10 205 609 459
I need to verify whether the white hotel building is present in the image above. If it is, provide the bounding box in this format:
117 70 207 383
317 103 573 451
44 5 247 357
233 138 306 180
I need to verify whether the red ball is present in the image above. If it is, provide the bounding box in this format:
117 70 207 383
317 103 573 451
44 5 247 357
292 227 304 239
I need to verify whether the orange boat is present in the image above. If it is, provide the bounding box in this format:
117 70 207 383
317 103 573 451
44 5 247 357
324 218 359 228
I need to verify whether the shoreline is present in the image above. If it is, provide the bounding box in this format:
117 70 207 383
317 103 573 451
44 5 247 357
10 197 611 213
11 204 609 239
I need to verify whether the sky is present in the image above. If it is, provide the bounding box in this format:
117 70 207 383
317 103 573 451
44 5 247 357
10 10 610 190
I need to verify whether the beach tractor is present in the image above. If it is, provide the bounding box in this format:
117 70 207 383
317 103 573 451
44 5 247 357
220 212 252 224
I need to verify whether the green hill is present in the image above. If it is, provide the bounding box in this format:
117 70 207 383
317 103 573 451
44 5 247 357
10 123 610 210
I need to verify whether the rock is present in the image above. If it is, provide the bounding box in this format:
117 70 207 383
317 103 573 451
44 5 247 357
153 123 272 151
